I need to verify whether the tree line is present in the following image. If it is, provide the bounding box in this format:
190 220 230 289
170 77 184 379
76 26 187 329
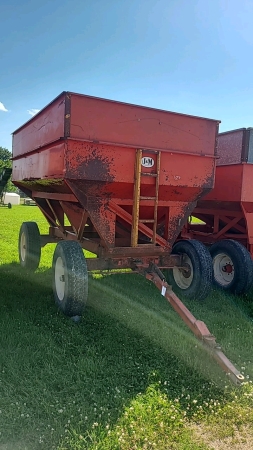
0 146 17 192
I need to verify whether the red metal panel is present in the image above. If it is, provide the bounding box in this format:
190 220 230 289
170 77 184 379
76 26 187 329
69 93 218 156
217 129 245 166
241 165 253 254
203 165 243 202
12 93 66 158
241 203 253 251
12 142 65 181
65 140 215 199
242 164 253 202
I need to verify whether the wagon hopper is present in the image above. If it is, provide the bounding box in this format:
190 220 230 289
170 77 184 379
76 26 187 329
12 92 243 384
183 128 253 294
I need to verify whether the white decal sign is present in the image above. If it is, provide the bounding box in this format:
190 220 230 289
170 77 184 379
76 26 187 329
141 157 154 168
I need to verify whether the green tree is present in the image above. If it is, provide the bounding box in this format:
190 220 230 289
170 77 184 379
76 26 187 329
0 146 17 192
0 146 11 162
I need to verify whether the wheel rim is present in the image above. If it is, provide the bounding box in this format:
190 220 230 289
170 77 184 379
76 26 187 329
20 232 27 262
55 257 65 301
213 253 234 286
173 254 193 290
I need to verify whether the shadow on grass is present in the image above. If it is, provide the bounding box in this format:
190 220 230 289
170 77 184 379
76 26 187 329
0 263 252 449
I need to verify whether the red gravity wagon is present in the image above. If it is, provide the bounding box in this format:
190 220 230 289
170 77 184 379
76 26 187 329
11 92 244 384
182 128 253 295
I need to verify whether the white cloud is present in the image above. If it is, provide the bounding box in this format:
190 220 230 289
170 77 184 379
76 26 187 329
0 102 8 112
27 109 40 116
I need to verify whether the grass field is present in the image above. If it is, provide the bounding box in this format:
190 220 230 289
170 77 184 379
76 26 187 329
0 206 253 449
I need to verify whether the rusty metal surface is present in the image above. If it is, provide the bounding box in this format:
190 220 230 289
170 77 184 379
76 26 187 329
247 129 253 163
64 140 216 199
217 127 253 165
85 254 183 271
64 92 71 138
217 129 245 166
32 191 78 202
12 139 216 252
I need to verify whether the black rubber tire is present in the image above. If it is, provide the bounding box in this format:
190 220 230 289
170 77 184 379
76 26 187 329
7 203 12 209
18 221 41 271
209 239 253 294
166 240 213 301
52 241 88 317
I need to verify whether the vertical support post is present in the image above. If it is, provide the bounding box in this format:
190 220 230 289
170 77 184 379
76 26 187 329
131 149 142 247
213 214 219 233
164 202 197 245
77 210 89 241
241 208 253 258
152 151 161 244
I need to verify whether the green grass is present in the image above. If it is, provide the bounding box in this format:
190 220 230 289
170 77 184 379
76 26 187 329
0 206 253 449
188 217 205 225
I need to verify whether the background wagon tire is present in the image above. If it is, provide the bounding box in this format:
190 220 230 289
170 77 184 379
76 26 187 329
209 239 253 294
18 221 41 271
52 241 88 317
166 240 213 301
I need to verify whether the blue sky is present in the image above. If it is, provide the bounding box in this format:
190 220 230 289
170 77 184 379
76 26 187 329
1 0 253 150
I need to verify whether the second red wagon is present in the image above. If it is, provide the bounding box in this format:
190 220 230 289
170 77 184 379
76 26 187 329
182 128 253 294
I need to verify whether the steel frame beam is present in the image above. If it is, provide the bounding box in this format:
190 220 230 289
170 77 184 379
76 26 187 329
143 267 244 386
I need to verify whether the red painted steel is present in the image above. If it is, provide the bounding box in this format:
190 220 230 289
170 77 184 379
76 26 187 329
12 142 65 181
13 91 218 157
12 91 219 256
183 128 253 257
216 129 245 166
69 92 217 155
13 96 65 157
145 270 244 385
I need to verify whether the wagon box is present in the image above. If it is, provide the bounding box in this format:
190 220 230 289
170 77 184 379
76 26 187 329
12 92 244 384
12 91 217 157
12 91 218 255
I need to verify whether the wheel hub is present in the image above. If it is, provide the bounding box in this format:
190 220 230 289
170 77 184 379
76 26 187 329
222 263 233 274
181 262 191 278
173 255 193 290
213 253 234 286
